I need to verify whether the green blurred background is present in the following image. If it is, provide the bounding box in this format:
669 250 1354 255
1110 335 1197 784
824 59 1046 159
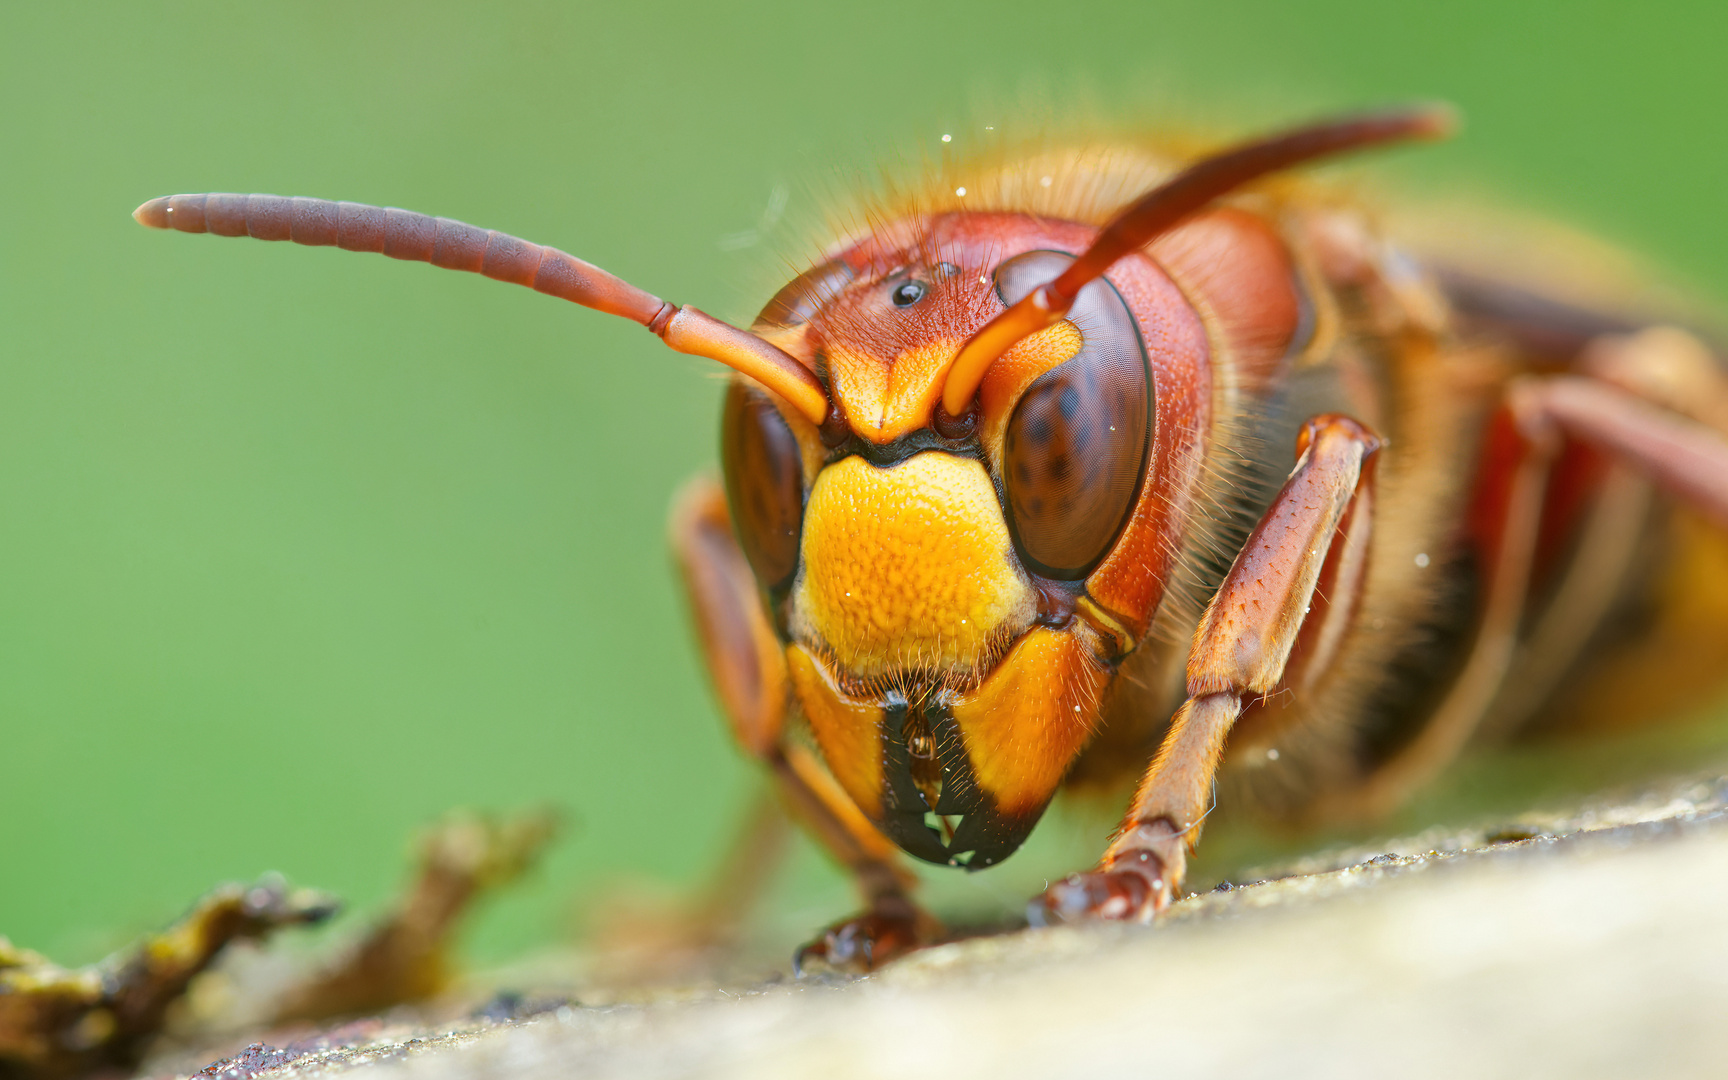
3 1 1727 965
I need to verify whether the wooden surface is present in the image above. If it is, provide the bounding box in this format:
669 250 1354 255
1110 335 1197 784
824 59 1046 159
145 772 1728 1080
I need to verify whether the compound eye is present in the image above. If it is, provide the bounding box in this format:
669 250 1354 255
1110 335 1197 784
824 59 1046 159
753 258 856 331
721 382 806 590
997 251 1152 580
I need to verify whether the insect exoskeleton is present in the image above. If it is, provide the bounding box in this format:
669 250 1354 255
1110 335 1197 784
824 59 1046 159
134 105 1728 973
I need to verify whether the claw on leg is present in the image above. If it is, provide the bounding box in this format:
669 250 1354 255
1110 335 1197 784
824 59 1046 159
792 899 931 976
1030 820 1183 925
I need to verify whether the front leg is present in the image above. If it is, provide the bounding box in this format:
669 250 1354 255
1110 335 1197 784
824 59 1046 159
670 477 932 971
1034 415 1382 923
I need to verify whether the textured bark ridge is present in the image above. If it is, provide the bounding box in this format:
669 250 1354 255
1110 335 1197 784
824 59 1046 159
0 811 556 1080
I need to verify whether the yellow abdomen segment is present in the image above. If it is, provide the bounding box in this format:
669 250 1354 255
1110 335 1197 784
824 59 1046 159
793 452 1033 680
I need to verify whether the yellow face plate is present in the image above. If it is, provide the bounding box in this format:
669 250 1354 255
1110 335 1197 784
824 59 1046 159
791 451 1034 683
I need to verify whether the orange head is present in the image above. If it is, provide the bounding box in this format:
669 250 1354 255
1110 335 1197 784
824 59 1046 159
723 210 1210 866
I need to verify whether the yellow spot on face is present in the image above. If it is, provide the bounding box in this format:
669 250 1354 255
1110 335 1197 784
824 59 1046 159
948 627 1108 816
786 644 884 819
827 339 961 444
794 452 1032 679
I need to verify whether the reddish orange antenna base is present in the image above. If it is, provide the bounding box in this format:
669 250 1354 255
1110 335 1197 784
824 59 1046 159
940 104 1456 417
132 194 829 424
655 306 829 423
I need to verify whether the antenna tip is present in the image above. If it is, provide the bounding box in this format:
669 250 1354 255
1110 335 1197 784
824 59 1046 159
133 196 172 228
1407 102 1462 140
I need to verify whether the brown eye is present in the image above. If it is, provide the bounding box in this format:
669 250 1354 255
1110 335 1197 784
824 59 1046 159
721 381 806 590
753 258 856 330
998 251 1151 580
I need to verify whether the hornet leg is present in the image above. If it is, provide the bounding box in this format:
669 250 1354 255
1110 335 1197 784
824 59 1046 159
1327 332 1728 817
670 476 931 971
1032 415 1382 923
